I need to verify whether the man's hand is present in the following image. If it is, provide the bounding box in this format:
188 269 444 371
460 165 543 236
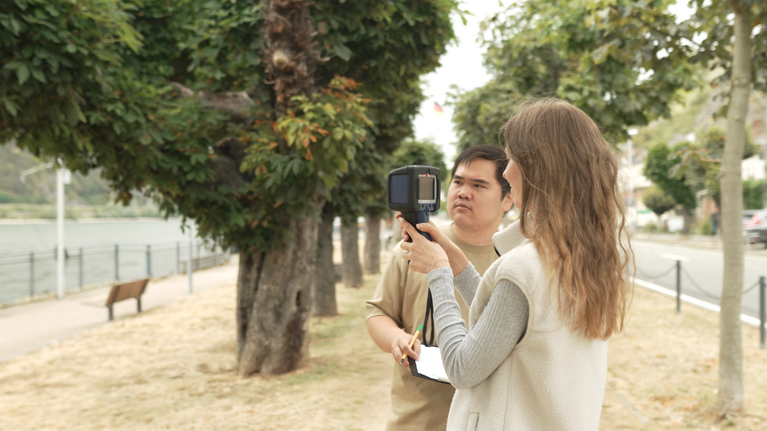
368 315 422 371
392 332 421 371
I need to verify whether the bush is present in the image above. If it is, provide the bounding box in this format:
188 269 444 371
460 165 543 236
0 191 18 203
642 223 663 233
694 218 713 236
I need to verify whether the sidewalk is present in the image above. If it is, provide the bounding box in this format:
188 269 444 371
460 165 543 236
0 256 239 362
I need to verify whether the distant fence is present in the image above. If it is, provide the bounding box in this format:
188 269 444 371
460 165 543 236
0 241 230 305
635 259 765 350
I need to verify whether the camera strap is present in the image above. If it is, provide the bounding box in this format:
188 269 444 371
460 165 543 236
421 289 436 347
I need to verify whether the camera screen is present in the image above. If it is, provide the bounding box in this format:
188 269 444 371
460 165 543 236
418 176 435 202
389 174 409 204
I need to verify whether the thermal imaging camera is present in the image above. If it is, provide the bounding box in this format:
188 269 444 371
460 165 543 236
387 165 441 241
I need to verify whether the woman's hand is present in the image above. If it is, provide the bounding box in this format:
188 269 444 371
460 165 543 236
397 216 450 274
396 214 470 277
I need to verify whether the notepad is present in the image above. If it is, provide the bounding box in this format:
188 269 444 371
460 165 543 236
412 346 450 384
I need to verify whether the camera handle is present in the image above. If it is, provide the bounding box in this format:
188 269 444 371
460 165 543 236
402 210 432 241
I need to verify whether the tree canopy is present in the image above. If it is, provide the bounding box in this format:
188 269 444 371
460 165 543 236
450 0 699 152
1 0 459 251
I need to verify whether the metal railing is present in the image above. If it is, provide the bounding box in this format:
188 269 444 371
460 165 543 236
635 261 766 349
0 241 230 305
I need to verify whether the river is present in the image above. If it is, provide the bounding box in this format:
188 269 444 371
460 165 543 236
0 218 224 304
0 218 192 253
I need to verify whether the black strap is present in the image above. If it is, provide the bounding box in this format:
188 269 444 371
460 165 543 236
422 289 436 347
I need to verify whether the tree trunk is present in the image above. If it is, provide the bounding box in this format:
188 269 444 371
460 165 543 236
717 2 751 417
236 218 318 376
341 223 364 287
681 209 695 236
313 208 337 316
363 213 381 274
234 0 320 377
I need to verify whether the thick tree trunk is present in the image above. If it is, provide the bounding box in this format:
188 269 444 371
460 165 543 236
341 224 364 288
234 0 320 377
717 2 751 417
313 208 337 316
236 218 317 376
363 213 381 274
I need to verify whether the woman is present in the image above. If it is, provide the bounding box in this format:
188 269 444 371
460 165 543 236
400 98 631 430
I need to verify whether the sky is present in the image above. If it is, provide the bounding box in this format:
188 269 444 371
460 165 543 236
412 1 504 164
412 1 694 165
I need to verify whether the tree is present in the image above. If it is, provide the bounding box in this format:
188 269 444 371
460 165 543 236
642 185 675 218
644 143 697 234
309 2 459 311
693 0 761 416
455 0 767 418
449 0 699 152
742 179 765 210
672 125 759 209
1 0 458 376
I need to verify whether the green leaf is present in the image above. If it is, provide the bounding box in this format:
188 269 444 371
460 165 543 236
3 99 18 116
245 51 260 65
30 67 46 83
331 43 352 61
64 99 81 126
332 128 344 141
3 60 24 71
16 63 29 85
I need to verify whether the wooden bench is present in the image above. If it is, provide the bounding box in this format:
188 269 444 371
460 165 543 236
105 278 149 321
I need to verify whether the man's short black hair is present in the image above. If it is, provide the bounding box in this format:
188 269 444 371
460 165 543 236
451 145 511 199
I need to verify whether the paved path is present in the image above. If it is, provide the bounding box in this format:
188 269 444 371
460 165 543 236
0 258 239 362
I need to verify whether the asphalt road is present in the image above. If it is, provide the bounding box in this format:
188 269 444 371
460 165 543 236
632 240 767 319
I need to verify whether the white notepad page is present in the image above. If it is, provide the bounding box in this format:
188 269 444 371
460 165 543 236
415 346 450 382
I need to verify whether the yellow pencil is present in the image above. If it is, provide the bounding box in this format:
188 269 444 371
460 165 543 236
400 324 423 364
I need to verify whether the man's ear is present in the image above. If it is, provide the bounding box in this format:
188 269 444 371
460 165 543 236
501 192 513 212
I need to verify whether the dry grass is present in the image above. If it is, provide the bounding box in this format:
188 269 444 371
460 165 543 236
0 272 765 430
600 288 767 430
0 275 391 430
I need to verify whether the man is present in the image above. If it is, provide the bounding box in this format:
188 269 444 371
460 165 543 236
366 145 513 431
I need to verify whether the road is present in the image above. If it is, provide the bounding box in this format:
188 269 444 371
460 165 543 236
632 240 767 319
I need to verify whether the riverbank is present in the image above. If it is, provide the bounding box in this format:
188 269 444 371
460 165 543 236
0 203 164 220
0 272 764 430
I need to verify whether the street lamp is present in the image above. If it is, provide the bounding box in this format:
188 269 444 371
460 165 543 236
20 160 71 299
627 129 639 231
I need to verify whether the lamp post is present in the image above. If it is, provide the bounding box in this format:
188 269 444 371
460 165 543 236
627 129 638 231
20 160 70 299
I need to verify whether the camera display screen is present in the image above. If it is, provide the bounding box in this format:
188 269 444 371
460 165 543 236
418 176 436 202
389 174 409 204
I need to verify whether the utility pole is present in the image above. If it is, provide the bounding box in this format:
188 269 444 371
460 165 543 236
20 160 69 299
56 169 65 299
627 129 638 231
187 224 193 294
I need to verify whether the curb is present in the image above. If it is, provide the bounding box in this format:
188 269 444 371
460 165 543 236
632 277 761 328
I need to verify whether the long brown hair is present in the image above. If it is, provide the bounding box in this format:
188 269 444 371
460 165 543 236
503 98 632 340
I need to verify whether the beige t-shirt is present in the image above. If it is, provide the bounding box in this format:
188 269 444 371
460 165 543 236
365 224 499 431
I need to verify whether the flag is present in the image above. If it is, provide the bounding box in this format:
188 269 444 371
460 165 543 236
433 102 445 117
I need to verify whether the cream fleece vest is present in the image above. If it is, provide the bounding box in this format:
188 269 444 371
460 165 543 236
446 221 607 431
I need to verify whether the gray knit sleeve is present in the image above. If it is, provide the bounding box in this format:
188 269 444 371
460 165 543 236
426 267 529 390
452 262 481 306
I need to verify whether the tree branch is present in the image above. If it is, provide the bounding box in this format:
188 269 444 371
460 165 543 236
170 82 256 124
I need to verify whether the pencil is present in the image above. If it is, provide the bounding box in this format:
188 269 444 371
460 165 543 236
400 324 423 364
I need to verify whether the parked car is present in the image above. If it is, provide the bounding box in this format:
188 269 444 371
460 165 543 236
744 209 767 246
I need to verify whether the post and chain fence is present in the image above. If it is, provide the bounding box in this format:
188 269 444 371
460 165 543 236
634 259 766 349
0 241 230 306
